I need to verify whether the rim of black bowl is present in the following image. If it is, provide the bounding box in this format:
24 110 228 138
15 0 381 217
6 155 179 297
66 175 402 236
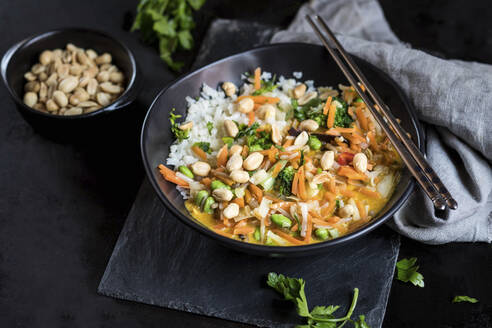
1 28 139 119
141 42 424 254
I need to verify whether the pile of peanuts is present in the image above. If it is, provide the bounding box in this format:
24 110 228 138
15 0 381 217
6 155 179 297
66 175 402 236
22 43 125 116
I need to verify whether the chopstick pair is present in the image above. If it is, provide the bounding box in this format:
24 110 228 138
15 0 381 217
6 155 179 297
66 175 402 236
306 15 457 212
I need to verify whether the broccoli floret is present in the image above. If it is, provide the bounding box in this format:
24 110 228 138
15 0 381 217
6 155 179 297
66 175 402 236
332 98 353 128
275 166 296 197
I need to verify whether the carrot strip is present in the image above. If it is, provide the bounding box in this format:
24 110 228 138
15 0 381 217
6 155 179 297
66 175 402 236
232 197 245 208
333 127 355 134
233 226 255 235
312 217 331 225
341 189 355 198
254 67 261 90
282 138 294 147
304 214 312 243
356 107 368 131
191 146 208 161
216 145 228 167
201 177 212 187
264 195 284 203
268 147 278 163
355 199 366 219
291 223 298 232
271 229 305 245
271 161 285 178
248 183 263 203
322 96 333 115
327 101 337 128
292 171 299 196
338 166 368 181
359 188 381 199
236 95 280 104
367 131 379 151
158 164 189 187
241 145 249 158
329 178 337 193
248 111 255 126
298 167 307 201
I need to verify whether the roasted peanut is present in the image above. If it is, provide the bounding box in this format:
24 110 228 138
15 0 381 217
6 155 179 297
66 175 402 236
53 90 68 107
353 153 368 173
223 203 240 219
293 84 306 99
243 152 264 171
224 119 238 137
222 82 236 97
230 170 249 183
299 119 319 132
294 131 309 147
229 145 243 156
23 92 38 107
226 154 243 172
58 76 78 93
191 161 211 176
321 151 335 170
237 97 254 113
212 188 234 202
298 91 318 105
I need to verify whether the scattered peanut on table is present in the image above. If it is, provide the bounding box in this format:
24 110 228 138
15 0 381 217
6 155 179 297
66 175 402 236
22 43 126 116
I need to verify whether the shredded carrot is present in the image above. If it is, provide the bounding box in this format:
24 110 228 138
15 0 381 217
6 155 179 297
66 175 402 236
236 95 280 105
191 146 207 161
216 145 228 167
158 164 189 187
244 188 252 204
282 138 294 147
292 171 299 196
359 188 381 199
290 160 299 169
233 226 255 235
329 178 337 193
253 103 261 111
232 197 245 208
291 223 298 232
248 183 263 203
327 216 341 224
270 201 294 210
264 195 284 203
241 145 249 158
312 217 331 225
248 111 255 126
298 167 307 201
355 199 367 219
268 146 278 164
367 131 378 151
304 214 312 243
338 166 368 181
213 173 234 186
322 96 333 115
341 189 356 198
333 127 355 134
254 67 261 90
271 161 285 178
356 107 368 130
201 177 212 187
327 101 337 128
271 229 304 245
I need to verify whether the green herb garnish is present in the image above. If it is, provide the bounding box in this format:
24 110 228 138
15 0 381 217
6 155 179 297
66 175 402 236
235 122 260 140
222 137 234 147
252 75 277 96
353 315 370 328
267 272 368 328
299 150 305 166
275 166 295 197
169 108 189 142
246 130 272 151
452 296 478 304
395 257 424 287
193 141 211 154
333 98 353 128
131 0 206 71
207 121 213 135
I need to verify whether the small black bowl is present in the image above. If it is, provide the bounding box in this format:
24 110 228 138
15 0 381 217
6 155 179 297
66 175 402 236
1 28 142 138
141 43 424 257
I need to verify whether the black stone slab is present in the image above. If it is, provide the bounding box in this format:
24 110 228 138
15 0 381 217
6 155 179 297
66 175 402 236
98 19 401 328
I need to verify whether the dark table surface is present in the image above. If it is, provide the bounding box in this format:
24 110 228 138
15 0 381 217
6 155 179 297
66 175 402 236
0 1 490 327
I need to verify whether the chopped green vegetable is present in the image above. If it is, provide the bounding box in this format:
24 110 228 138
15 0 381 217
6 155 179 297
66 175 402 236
169 108 189 142
395 257 424 287
211 180 228 190
354 97 364 103
267 273 365 328
275 166 295 197
335 199 341 211
235 122 260 140
207 121 213 135
294 98 326 127
253 227 261 241
203 196 215 214
222 137 234 147
452 296 478 304
193 142 211 154
246 130 273 151
195 190 209 208
332 98 353 128
317 168 322 174
314 228 329 240
275 144 285 151
271 214 292 229
178 165 194 178
308 135 322 150
252 75 277 96
131 0 206 71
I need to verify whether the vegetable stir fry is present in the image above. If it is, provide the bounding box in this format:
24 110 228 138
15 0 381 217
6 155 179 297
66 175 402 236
159 68 402 246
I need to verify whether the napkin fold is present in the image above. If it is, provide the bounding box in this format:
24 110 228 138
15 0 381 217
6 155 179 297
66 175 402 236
272 0 492 244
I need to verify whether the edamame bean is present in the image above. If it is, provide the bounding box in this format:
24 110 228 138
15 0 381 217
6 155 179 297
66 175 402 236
211 180 228 190
315 228 329 240
253 227 261 241
308 135 322 150
179 165 194 179
195 190 209 207
203 196 216 214
271 214 292 229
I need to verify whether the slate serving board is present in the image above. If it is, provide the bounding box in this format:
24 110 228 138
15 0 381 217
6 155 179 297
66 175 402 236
98 19 400 328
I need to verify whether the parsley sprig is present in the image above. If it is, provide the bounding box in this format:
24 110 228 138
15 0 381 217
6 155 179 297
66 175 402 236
395 257 424 287
131 0 206 71
267 272 369 328
169 108 189 142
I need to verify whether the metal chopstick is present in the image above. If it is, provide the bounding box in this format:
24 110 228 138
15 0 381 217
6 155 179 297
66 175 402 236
306 15 454 211
313 15 457 211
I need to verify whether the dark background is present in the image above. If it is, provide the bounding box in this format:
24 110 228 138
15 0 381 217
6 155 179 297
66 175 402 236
0 0 490 327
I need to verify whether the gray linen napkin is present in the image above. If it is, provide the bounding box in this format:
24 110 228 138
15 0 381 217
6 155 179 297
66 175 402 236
272 0 492 244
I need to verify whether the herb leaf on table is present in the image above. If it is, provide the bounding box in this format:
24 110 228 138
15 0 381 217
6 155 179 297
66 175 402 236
452 296 478 303
132 0 206 71
395 257 424 287
266 272 369 328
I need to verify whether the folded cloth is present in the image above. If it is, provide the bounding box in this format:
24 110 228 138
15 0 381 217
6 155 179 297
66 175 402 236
272 0 492 244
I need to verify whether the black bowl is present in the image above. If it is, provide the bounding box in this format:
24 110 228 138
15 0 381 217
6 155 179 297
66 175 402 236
141 43 424 257
1 28 142 138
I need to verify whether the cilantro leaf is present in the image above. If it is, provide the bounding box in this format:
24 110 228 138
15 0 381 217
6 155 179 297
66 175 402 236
252 75 277 96
332 98 353 128
132 0 206 71
193 142 211 154
353 315 370 328
395 257 424 287
267 272 310 317
452 296 478 304
235 122 260 140
206 121 213 135
222 137 234 147
169 108 189 142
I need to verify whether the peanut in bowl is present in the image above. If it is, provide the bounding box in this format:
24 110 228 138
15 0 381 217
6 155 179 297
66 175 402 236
1 28 141 137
